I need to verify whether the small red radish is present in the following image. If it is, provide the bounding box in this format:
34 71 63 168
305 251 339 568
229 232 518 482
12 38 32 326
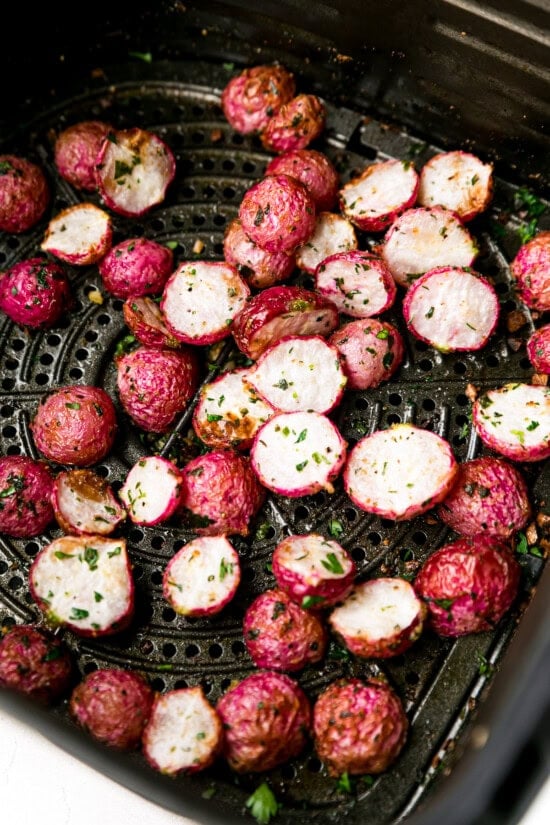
261 93 326 153
239 174 316 254
0 154 50 233
41 203 112 265
243 587 327 672
381 206 479 288
192 366 275 451
526 324 550 374
330 318 405 391
232 284 339 360
52 468 126 536
0 455 55 538
414 536 521 637
272 532 356 608
221 64 296 135
510 230 550 312
95 127 176 217
402 266 500 352
163 536 241 617
265 148 340 212
161 261 249 345
436 457 532 540
315 250 396 318
329 577 427 659
296 211 358 275
122 296 181 349
29 535 134 637
223 217 296 290
0 624 73 705
119 456 183 526
0 257 72 329
344 423 458 520
418 150 494 221
248 334 347 414
339 159 419 232
142 687 223 775
251 410 347 497
54 120 112 191
99 237 174 299
472 382 550 462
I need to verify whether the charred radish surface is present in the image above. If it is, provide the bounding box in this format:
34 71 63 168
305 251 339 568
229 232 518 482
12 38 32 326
122 296 181 349
417 150 493 222
120 456 183 526
261 93 326 153
339 159 419 232
221 64 296 135
53 468 126 536
223 217 296 290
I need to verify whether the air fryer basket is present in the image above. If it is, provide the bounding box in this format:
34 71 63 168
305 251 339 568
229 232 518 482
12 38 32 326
0 3 549 825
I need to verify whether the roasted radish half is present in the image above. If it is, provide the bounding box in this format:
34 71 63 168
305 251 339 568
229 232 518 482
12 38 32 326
161 261 249 345
99 237 174 299
223 217 296 290
510 230 550 312
248 335 347 414
296 211 358 275
0 257 72 329
239 174 316 254
251 411 347 497
0 624 73 705
41 203 112 265
163 536 241 617
261 93 326 153
122 296 181 349
0 455 55 538
527 324 550 374
54 120 112 192
329 578 426 659
418 150 493 222
472 383 550 462
221 64 296 135
402 266 500 352
265 148 340 212
142 687 223 775
95 127 176 217
339 159 419 233
344 424 458 520
315 250 396 318
330 319 405 391
0 154 50 233
29 535 134 637
52 469 127 536
119 456 183 526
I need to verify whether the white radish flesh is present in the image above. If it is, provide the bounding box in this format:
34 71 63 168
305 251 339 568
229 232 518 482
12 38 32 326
53 469 126 536
315 251 396 317
41 203 112 265
339 159 419 232
472 383 550 462
119 457 183 526
417 151 493 221
296 212 357 274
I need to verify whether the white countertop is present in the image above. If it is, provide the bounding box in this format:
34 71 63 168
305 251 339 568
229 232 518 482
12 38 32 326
1 707 548 825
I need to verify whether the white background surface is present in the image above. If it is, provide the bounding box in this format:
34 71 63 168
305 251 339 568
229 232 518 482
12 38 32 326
1 708 548 825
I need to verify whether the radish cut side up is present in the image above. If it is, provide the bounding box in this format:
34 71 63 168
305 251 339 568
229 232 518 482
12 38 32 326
249 335 347 414
315 250 397 318
251 411 347 497
472 383 550 462
142 687 223 775
295 212 357 275
29 536 134 636
402 266 499 352
272 533 356 607
339 159 419 232
41 203 112 265
163 536 241 617
344 423 458 520
119 456 183 526
418 150 493 222
329 577 427 658
53 469 127 536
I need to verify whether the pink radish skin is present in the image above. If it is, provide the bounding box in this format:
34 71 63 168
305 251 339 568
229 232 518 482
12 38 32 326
122 297 181 349
437 457 532 540
216 671 311 773
54 120 112 191
180 450 266 537
192 367 275 451
0 154 50 233
163 536 241 617
95 128 176 217
251 411 347 497
261 94 326 153
223 218 296 290
329 578 427 659
0 257 72 329
248 334 347 414
472 383 550 462
232 284 339 360
339 159 419 232
510 231 550 312
414 536 521 637
0 455 55 538
402 266 500 352
272 533 356 608
381 206 479 288
239 174 316 254
29 535 134 637
315 250 397 318
0 625 73 705
142 687 223 776
41 203 112 265
330 319 405 391
265 148 340 212
161 261 250 345
99 237 174 299
52 469 127 536
119 456 183 526
313 677 408 776
221 64 296 135
527 324 550 374
243 587 327 672
344 424 458 520
296 212 358 275
418 150 493 222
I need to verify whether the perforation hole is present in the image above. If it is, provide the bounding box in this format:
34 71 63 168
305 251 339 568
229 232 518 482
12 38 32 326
151 678 165 691
163 643 177 658
209 643 223 659
186 643 200 658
